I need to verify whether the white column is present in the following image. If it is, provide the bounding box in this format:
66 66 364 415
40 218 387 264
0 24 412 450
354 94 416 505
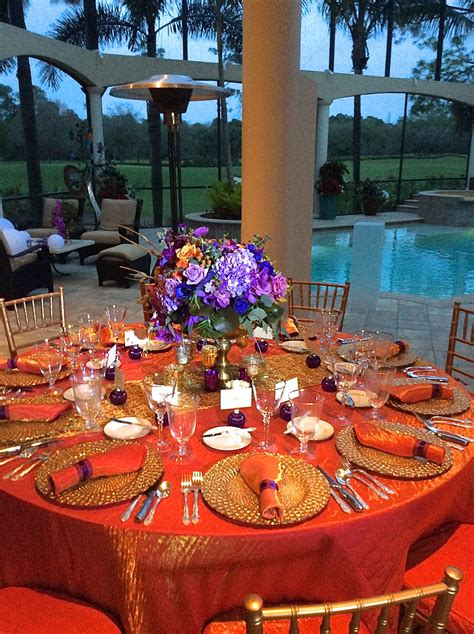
467 122 474 190
313 99 332 217
84 86 106 165
349 221 385 311
242 0 317 281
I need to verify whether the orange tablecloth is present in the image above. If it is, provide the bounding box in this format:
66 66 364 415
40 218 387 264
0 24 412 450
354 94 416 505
0 342 472 633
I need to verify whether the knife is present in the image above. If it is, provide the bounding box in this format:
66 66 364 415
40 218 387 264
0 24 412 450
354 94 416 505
317 466 364 512
134 479 163 523
203 427 256 438
0 436 58 457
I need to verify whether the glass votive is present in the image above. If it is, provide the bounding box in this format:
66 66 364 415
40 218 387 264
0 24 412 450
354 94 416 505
204 368 219 392
201 344 218 368
243 354 265 380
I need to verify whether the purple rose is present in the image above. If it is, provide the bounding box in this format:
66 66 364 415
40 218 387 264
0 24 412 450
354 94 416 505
233 298 250 315
251 269 272 297
259 260 274 276
176 283 192 299
271 272 287 299
184 263 207 285
193 226 209 237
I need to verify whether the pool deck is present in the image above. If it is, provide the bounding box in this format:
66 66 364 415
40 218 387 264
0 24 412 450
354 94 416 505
1 216 472 374
312 211 422 230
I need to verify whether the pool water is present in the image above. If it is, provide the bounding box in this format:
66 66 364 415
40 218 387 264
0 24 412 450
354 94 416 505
311 224 474 299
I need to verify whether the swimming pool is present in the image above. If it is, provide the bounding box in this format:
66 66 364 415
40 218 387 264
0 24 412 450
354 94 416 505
311 224 474 299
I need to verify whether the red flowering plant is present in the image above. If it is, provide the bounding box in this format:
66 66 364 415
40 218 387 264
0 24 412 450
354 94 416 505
317 161 348 196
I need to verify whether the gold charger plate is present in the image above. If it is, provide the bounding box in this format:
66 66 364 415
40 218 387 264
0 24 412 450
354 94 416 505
338 343 417 369
336 421 453 479
201 453 330 527
36 440 163 507
388 377 470 416
0 368 70 387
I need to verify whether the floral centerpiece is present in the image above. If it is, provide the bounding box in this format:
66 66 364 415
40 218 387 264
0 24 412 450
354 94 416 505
146 225 287 342
52 200 78 239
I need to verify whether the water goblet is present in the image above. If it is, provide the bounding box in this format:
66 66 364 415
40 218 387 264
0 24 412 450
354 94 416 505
34 342 64 395
142 373 174 453
79 313 103 357
251 373 285 452
70 367 103 432
165 392 199 464
288 388 325 458
104 304 127 346
332 361 361 426
58 323 83 368
363 368 395 422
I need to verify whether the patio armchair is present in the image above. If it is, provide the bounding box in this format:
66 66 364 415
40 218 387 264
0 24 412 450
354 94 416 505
26 197 83 239
79 198 143 263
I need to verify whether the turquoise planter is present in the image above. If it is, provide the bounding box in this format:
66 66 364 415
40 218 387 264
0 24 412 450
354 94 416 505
319 194 338 220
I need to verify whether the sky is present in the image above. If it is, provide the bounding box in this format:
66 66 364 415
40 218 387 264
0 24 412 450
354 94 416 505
1 1 471 125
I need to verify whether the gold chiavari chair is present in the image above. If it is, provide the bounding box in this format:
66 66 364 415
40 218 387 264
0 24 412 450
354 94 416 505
287 279 351 330
205 566 463 634
445 302 474 385
139 280 154 323
0 288 67 358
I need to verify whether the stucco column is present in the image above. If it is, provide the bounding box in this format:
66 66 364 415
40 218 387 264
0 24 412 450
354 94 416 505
83 86 106 166
242 0 317 281
313 98 332 217
467 121 474 190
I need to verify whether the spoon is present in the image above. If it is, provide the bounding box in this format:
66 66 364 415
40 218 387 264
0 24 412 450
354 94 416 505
0 445 38 467
337 465 388 500
143 481 172 526
335 468 369 510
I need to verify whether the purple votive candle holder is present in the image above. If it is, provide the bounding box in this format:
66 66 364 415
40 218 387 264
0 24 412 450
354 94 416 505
128 345 143 360
227 409 246 428
238 367 251 384
204 368 219 392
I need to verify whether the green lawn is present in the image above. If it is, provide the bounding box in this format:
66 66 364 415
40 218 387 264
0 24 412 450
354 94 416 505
0 155 466 225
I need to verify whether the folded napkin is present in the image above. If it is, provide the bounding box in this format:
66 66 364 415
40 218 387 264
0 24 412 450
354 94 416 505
353 420 445 465
240 455 283 520
387 339 409 359
50 444 147 495
0 355 42 375
0 402 71 422
389 384 453 404
282 317 299 338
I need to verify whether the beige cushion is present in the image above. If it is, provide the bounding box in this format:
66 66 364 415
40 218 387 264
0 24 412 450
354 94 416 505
42 198 79 228
97 244 146 261
10 252 37 271
80 230 121 246
100 199 137 231
28 228 58 238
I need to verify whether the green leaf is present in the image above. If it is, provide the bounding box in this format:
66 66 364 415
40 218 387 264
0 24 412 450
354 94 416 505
259 294 273 307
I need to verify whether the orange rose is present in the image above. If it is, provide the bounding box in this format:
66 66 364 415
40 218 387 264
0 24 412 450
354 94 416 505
176 244 199 261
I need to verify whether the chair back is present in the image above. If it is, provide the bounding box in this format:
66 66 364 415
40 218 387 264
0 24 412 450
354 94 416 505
100 199 142 234
287 278 350 329
445 302 474 385
0 288 67 358
240 566 462 634
140 281 154 323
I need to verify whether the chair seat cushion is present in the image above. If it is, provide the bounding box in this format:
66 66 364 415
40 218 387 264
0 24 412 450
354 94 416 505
204 613 371 634
97 244 146 262
28 228 58 238
404 524 473 634
80 230 121 246
0 587 121 634
10 252 38 271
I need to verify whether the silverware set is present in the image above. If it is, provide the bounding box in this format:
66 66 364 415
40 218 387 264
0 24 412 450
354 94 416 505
2 445 56 481
181 471 203 525
412 413 472 450
121 480 172 525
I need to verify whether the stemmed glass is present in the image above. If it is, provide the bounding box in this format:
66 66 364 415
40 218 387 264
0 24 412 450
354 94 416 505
332 361 361 426
78 313 103 357
289 388 324 458
34 342 64 395
59 323 83 370
363 368 395 422
69 367 103 432
251 373 285 452
142 373 174 453
351 330 393 369
104 305 127 346
165 392 200 464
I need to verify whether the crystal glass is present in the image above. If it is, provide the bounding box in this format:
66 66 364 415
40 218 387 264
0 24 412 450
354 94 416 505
165 392 199 464
34 342 63 395
363 368 395 421
104 304 127 345
143 373 174 453
289 388 324 458
175 337 195 366
332 361 361 426
251 373 285 452
351 330 394 369
70 367 103 432
78 313 103 356
58 323 83 369
243 354 265 380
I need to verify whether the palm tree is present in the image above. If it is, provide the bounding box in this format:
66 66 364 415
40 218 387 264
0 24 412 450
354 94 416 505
1 0 43 221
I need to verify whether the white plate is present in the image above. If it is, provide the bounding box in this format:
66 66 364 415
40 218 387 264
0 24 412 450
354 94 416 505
281 340 309 354
336 389 371 408
63 387 107 402
86 359 121 370
285 419 334 441
104 417 152 440
146 340 172 352
202 426 252 451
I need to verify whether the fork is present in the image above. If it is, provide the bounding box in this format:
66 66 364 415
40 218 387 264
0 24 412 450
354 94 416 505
10 447 55 481
191 471 203 525
181 476 191 526
0 445 38 468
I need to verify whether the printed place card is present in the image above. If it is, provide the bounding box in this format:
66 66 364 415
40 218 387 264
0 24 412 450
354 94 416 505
220 387 252 410
106 345 117 368
276 377 299 403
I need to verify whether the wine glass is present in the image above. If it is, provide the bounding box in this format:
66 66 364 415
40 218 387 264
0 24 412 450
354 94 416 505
34 342 64 395
78 313 103 357
289 388 325 458
104 304 127 346
351 330 393 369
363 368 395 421
332 361 361 426
58 323 83 369
165 392 199 464
70 367 103 432
251 373 285 452
143 373 174 453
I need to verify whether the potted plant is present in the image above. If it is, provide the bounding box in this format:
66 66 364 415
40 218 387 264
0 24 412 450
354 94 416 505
317 161 348 220
361 179 390 216
206 180 242 220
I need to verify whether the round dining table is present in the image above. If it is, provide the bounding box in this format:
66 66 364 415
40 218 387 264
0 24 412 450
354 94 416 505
0 340 472 634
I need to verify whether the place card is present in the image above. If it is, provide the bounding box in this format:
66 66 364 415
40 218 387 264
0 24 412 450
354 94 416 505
276 377 299 403
220 386 252 410
106 345 117 368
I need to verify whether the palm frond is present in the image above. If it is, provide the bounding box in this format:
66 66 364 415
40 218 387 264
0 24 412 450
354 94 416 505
38 61 65 90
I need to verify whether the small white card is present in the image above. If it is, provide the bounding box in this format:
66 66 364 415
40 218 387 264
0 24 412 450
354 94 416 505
253 325 273 340
220 387 252 410
106 345 117 368
124 330 148 348
276 377 299 403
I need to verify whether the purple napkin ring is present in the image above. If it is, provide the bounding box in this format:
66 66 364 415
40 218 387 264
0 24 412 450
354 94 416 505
6 359 17 370
0 406 6 420
75 459 93 481
413 439 429 459
259 479 279 493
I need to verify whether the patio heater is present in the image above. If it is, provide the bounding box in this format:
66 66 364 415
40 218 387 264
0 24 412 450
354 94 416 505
110 75 230 232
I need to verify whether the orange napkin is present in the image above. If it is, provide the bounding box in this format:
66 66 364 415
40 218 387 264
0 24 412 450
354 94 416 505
0 402 71 421
100 323 148 346
240 455 283 520
50 444 147 495
354 420 445 465
387 339 409 359
389 384 453 404
0 355 42 375
282 317 299 338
